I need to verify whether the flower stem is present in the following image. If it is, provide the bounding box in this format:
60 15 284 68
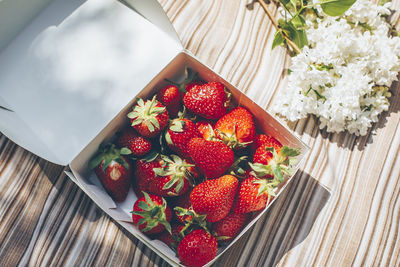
256 0 302 54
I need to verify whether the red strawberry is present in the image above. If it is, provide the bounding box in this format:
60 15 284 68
177 229 218 267
196 120 215 140
89 143 132 202
252 135 283 164
170 192 193 223
250 146 301 180
117 128 152 157
215 107 255 149
232 176 274 214
132 192 172 235
133 153 162 197
183 82 229 119
190 175 238 222
185 81 204 93
157 85 181 117
212 212 250 242
158 223 185 249
127 96 169 138
251 134 282 154
148 155 199 197
165 118 201 159
187 138 234 179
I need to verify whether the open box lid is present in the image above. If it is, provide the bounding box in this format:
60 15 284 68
0 0 182 165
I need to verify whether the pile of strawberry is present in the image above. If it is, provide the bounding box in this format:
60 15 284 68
89 69 300 267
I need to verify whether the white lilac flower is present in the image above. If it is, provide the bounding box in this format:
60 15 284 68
274 0 400 136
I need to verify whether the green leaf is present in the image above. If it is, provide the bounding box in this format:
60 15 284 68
137 98 145 107
142 151 159 162
143 192 153 206
165 132 173 145
291 15 306 29
175 179 184 193
132 210 148 217
278 0 293 11
280 146 301 157
130 119 142 126
273 165 285 182
320 0 356 17
313 89 327 101
272 30 285 50
170 120 184 132
153 167 166 176
138 201 151 211
88 154 103 169
290 0 299 11
102 157 112 172
147 121 155 132
120 147 132 155
163 178 177 189
137 218 146 226
279 20 308 49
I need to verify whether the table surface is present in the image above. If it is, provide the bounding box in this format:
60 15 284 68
1 0 400 266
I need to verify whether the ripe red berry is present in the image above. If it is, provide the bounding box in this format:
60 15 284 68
187 138 234 179
183 82 229 120
177 229 218 267
117 128 152 156
190 175 238 222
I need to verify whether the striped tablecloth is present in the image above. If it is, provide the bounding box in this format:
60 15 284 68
1 0 400 266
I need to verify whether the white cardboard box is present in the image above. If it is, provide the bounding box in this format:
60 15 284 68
0 0 309 266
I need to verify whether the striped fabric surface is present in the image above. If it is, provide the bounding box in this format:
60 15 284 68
1 0 400 266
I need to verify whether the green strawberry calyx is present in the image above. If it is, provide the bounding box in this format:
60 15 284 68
153 155 195 195
250 145 301 182
132 192 172 234
88 143 130 173
227 155 249 178
216 124 253 149
127 96 166 132
174 206 209 233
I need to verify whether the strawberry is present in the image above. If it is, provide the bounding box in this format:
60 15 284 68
215 107 255 149
127 96 169 138
148 155 199 197
183 82 229 120
170 192 193 223
251 134 282 154
252 135 283 164
234 146 301 213
250 146 300 180
89 143 132 202
165 118 201 159
232 176 274 214
132 192 172 235
117 128 152 157
158 223 185 249
157 85 181 118
212 212 250 242
196 120 215 140
177 229 218 267
185 81 204 93
187 138 234 179
133 153 162 197
190 175 238 222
